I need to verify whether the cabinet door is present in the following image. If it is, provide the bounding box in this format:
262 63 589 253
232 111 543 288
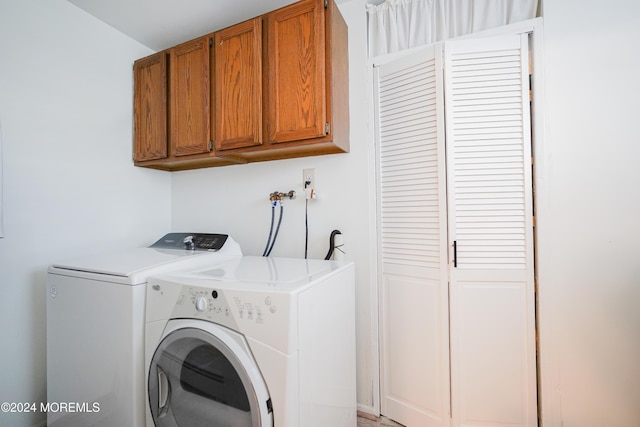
170 36 211 157
215 18 262 151
266 0 326 144
133 51 167 162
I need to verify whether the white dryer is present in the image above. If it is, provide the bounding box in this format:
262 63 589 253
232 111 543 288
145 256 356 427
46 233 242 427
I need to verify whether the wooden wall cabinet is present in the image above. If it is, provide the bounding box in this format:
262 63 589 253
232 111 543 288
133 36 238 171
214 18 263 151
133 51 167 162
268 0 327 144
133 0 349 171
218 0 349 163
170 36 211 158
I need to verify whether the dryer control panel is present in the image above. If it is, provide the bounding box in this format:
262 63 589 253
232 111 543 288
167 285 295 354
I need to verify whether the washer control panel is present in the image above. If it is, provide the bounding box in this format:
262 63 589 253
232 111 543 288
149 233 228 251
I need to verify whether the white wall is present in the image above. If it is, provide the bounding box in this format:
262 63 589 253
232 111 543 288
170 0 379 412
0 1 171 426
537 0 640 426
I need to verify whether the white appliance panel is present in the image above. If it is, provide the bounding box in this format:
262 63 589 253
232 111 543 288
145 256 356 427
46 274 146 426
46 234 242 427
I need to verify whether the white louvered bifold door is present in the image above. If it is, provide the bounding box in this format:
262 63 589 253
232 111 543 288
445 34 537 427
374 43 450 427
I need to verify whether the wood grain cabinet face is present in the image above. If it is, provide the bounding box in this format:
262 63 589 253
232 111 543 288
132 0 348 170
266 0 327 144
133 51 168 162
170 36 211 157
215 18 263 151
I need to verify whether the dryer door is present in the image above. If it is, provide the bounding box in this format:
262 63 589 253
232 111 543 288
148 320 273 427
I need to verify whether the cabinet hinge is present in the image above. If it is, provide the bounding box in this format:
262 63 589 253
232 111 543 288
209 141 214 151
209 38 213 48
324 0 328 9
325 122 330 135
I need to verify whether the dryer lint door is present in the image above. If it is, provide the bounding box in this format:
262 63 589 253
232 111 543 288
148 321 273 427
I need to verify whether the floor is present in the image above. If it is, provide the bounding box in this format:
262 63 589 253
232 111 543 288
357 414 405 427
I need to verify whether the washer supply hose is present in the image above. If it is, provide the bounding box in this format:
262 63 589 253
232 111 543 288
262 203 276 257
263 202 284 257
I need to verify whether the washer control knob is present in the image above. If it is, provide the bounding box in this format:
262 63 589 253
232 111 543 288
183 235 195 250
195 296 208 312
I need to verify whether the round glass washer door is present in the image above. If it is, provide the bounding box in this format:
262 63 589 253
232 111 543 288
148 320 273 427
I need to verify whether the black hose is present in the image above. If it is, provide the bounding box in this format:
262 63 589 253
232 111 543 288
262 204 275 257
304 199 309 259
265 204 284 257
324 230 342 260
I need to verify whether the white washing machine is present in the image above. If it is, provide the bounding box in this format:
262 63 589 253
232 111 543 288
144 256 356 427
46 233 242 427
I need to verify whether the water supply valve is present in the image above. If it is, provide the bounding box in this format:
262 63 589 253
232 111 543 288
269 191 296 202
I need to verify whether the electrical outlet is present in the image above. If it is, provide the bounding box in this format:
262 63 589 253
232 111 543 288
303 168 316 199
